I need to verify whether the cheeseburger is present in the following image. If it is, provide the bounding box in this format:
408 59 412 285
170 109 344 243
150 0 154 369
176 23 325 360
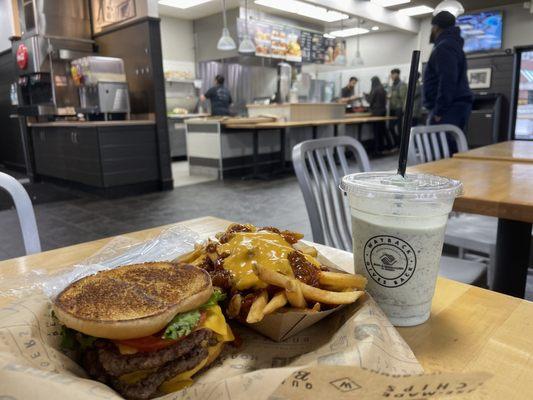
52 262 234 400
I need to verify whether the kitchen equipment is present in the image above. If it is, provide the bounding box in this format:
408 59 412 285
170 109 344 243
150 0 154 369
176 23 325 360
12 0 93 117
275 62 292 104
71 56 130 120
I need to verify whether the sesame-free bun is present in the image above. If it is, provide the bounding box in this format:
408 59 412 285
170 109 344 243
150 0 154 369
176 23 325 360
53 262 212 340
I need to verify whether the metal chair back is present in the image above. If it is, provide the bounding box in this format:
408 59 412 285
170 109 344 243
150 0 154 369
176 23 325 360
0 172 41 254
408 124 468 165
292 136 370 251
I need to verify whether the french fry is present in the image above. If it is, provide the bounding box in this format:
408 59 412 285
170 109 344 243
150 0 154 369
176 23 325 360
285 280 307 308
311 302 321 312
254 263 363 305
174 244 204 264
246 290 268 324
299 284 363 305
292 241 318 257
318 271 367 290
227 294 242 319
263 291 287 315
252 262 291 289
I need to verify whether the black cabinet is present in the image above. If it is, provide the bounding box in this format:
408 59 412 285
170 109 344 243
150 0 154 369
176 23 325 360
31 124 159 188
465 94 503 148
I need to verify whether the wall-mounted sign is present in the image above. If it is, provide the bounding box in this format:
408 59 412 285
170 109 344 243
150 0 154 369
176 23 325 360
91 0 137 32
237 19 344 65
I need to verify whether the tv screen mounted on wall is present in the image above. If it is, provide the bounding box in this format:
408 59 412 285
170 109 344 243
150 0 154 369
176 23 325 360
457 11 503 53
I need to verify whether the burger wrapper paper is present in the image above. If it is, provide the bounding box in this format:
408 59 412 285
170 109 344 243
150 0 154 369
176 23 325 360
0 226 491 399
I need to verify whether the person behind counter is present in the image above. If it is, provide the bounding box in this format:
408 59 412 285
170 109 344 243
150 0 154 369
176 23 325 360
338 77 360 105
365 76 394 155
200 75 233 116
388 68 407 146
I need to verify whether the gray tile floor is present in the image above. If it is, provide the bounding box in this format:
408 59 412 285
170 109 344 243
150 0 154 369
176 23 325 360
2 155 532 299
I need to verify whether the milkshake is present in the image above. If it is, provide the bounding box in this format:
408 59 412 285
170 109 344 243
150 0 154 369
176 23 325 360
341 172 462 326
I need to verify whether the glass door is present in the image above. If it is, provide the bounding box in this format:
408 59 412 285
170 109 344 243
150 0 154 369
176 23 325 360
512 47 533 140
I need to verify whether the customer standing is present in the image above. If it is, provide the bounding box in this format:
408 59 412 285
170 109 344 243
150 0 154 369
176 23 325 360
365 76 393 154
423 11 473 153
388 68 407 146
201 75 233 116
412 72 423 127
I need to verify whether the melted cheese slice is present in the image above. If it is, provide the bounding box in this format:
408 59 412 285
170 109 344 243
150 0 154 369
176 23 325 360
118 305 233 388
219 231 320 290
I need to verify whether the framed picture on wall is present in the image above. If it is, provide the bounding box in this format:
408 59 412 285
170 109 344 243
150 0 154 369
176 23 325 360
467 67 492 89
91 0 137 33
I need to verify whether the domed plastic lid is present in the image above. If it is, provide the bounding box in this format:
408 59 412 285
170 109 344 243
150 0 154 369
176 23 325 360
340 172 463 201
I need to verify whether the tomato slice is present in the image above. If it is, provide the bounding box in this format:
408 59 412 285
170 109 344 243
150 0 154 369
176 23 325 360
115 311 207 353
115 335 177 352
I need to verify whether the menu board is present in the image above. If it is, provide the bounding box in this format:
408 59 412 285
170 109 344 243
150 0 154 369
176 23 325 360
254 21 272 58
311 33 325 63
271 25 288 59
300 31 313 62
286 28 302 62
236 19 345 65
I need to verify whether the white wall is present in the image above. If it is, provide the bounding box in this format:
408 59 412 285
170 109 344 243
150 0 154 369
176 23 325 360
501 3 533 49
160 15 196 76
0 0 15 51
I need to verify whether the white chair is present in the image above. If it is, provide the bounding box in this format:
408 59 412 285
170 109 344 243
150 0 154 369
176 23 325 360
292 136 486 286
408 124 496 285
0 172 41 255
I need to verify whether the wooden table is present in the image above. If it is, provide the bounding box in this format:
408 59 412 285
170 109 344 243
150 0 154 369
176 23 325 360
1 216 533 399
409 158 533 297
454 140 533 163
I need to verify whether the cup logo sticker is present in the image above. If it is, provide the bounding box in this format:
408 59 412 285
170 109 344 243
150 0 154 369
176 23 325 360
364 235 417 288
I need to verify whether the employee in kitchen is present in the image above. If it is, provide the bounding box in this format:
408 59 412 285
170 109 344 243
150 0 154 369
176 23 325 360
423 10 473 153
338 77 360 105
201 75 233 116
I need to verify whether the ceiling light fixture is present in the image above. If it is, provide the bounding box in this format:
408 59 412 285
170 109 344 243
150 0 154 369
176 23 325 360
239 0 256 53
371 26 380 31
351 19 365 67
217 0 237 51
158 0 212 9
398 5 434 16
254 0 349 22
323 33 336 39
329 27 369 38
370 0 410 7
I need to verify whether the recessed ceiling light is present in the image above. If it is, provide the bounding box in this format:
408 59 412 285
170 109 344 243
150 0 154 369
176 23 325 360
329 27 370 37
371 26 380 31
323 33 336 39
398 5 434 16
254 0 349 22
370 0 411 7
158 0 212 9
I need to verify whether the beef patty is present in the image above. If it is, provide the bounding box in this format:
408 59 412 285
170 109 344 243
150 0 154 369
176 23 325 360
83 329 214 400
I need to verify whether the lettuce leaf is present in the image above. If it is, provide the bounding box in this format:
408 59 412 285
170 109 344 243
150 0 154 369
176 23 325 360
201 288 226 309
162 310 201 340
162 289 227 340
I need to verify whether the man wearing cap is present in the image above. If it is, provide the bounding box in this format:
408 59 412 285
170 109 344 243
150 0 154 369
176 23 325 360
423 11 473 153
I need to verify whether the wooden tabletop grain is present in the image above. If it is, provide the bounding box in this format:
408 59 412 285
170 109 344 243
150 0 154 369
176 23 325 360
1 216 532 398
224 116 396 130
454 141 533 163
408 158 533 223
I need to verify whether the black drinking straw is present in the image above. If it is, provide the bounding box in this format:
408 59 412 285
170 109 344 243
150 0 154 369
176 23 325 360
397 50 421 177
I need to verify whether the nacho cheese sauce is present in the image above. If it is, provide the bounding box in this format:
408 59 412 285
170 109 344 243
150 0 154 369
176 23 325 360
218 231 320 290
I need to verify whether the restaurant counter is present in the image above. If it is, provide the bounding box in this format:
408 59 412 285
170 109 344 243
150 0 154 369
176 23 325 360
185 115 394 179
27 119 162 193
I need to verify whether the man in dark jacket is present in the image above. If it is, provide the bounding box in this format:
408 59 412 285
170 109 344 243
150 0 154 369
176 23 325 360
423 11 473 152
365 76 393 154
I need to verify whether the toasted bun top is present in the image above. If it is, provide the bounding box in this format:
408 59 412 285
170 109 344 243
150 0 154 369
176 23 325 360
53 262 212 340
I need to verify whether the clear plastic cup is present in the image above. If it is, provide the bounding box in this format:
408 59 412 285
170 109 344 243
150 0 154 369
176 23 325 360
340 172 463 326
